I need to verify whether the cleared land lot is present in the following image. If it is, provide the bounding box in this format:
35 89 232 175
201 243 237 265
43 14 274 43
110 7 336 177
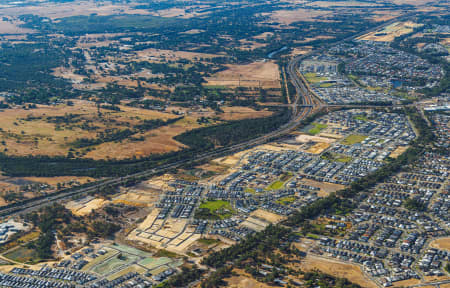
205 61 281 88
389 146 409 158
358 21 423 42
225 269 274 288
67 198 109 216
218 107 273 121
250 209 286 224
429 237 450 251
299 255 377 288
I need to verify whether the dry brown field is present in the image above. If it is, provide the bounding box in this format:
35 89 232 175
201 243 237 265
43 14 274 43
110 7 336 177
429 237 450 251
205 61 281 88
391 0 438 5
358 21 423 42
0 18 34 34
307 142 330 154
250 209 287 224
392 278 421 287
84 116 202 160
389 146 409 158
0 100 186 159
371 10 403 22
0 1 151 19
135 48 223 62
306 1 381 7
223 269 274 288
299 255 377 288
289 46 313 57
148 5 211 19
219 106 273 121
252 32 274 40
268 8 330 25
21 176 94 186
238 39 268 50
301 178 345 196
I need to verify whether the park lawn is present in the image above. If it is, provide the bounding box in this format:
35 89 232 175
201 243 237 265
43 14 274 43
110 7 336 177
199 200 234 219
306 233 320 239
336 155 352 163
354 115 368 121
319 82 334 88
244 187 256 194
276 196 296 205
266 180 285 190
304 72 328 84
342 134 367 145
308 123 328 135
200 200 232 212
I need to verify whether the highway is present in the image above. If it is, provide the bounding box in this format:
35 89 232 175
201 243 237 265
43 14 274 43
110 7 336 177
0 12 416 217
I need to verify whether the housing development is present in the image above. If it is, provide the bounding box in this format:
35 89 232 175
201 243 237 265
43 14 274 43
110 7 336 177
0 0 448 287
